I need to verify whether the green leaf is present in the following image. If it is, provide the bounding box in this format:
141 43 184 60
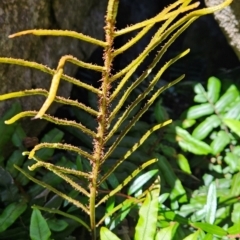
191 222 227 236
228 222 240 235
47 219 68 232
0 102 21 150
224 99 240 119
37 128 64 160
182 119 196 129
155 222 179 240
224 152 240 172
154 99 169 122
202 233 213 240
207 77 221 103
186 104 214 120
100 227 120 240
215 85 239 113
30 209 51 240
194 83 205 95
210 130 230 155
134 177 160 240
183 230 201 240
194 94 207 103
223 119 240 137
176 127 212 155
205 182 217 224
177 154 191 174
0 202 27 232
192 115 221 140
157 154 187 203
128 169 158 195
231 202 240 224
230 172 240 197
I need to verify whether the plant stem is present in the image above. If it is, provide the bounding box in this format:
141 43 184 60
89 0 119 239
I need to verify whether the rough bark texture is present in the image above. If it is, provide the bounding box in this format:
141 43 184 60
0 0 107 135
205 0 240 60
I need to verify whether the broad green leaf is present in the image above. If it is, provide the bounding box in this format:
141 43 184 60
192 115 221 140
100 227 120 240
176 127 212 155
47 219 68 232
183 230 201 240
37 128 64 160
224 152 240 172
230 172 240 196
215 85 239 113
224 100 240 119
191 222 227 236
155 222 179 240
6 150 25 177
157 154 187 203
128 169 158 195
0 202 27 232
160 144 176 158
177 154 191 174
202 233 213 240
194 83 205 95
182 119 196 129
231 202 240 224
210 130 230 155
207 77 221 103
134 177 160 240
0 102 21 150
30 209 51 240
228 222 240 235
11 124 26 148
223 119 240 137
186 104 214 120
194 94 207 103
205 182 217 224
154 100 169 122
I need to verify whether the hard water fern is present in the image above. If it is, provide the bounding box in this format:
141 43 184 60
0 0 232 239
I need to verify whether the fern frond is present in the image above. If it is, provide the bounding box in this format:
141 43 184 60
114 1 199 36
100 120 172 182
5 111 96 138
96 158 158 207
0 57 100 94
28 142 92 161
0 89 98 116
9 29 107 47
14 165 89 214
28 155 90 178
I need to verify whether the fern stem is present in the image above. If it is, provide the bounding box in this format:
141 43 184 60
89 1 119 239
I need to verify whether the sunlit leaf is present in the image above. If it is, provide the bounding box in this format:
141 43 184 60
205 182 217 224
215 85 239 113
230 170 240 196
128 169 158 195
210 130 230 155
30 209 51 240
100 227 120 240
207 76 221 103
186 104 214 120
155 222 179 240
177 154 191 174
223 118 240 137
134 177 160 240
192 115 221 140
176 127 212 155
191 222 227 236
